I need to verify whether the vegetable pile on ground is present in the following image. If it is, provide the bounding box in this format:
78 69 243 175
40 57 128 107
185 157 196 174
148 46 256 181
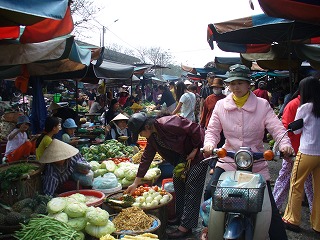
81 139 136 161
0 194 51 226
46 193 115 238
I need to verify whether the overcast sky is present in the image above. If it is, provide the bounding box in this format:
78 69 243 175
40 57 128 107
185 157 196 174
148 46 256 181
83 0 263 67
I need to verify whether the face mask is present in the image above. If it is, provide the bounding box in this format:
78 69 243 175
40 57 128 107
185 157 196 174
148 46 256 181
212 88 222 95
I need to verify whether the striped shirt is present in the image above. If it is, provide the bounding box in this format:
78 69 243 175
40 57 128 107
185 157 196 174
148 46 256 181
42 153 87 196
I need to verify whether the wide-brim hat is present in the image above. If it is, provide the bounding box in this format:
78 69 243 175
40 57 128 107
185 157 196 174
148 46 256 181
63 118 77 128
211 78 225 89
224 64 252 83
111 113 129 123
39 139 79 163
17 115 30 125
48 102 62 111
127 112 148 143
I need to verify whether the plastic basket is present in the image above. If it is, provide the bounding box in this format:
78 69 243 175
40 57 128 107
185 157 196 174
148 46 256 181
212 180 266 213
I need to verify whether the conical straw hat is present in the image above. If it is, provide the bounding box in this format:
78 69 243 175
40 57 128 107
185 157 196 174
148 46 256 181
111 113 129 122
48 102 62 111
39 139 79 163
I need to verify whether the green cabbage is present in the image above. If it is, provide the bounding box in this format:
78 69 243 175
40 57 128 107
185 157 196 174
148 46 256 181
125 168 138 181
101 160 117 172
89 161 101 171
67 217 87 231
85 221 116 238
121 178 134 186
86 206 109 226
94 169 108 177
76 231 85 240
64 202 87 218
47 197 67 214
48 212 69 223
68 193 86 203
114 168 125 179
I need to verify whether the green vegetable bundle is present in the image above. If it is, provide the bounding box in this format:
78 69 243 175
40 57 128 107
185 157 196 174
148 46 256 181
14 215 83 240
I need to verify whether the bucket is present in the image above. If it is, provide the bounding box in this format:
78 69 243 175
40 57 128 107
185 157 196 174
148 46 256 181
53 93 61 103
162 178 176 220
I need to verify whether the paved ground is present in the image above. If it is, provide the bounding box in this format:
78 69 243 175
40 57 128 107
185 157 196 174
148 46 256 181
165 157 319 240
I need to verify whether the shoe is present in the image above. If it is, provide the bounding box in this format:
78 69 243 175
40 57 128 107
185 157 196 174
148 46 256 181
167 218 180 226
282 218 301 233
167 228 192 239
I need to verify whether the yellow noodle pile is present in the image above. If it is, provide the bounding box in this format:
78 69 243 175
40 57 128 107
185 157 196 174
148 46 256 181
112 207 154 232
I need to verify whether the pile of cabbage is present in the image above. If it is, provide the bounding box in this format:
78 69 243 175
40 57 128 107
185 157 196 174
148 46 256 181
47 193 115 238
81 139 135 161
90 161 161 189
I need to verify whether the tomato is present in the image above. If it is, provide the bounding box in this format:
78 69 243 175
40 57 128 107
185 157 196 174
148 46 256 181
152 186 159 191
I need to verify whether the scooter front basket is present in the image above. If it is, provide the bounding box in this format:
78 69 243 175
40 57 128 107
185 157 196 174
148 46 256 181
212 180 266 213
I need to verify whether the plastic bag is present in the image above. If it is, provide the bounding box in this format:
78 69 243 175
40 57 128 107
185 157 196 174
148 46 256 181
72 170 94 186
200 198 212 227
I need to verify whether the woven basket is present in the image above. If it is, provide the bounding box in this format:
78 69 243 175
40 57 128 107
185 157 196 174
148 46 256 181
1 112 23 123
0 160 44 205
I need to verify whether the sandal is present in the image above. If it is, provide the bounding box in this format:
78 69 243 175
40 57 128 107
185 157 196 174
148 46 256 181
200 227 208 240
282 218 301 233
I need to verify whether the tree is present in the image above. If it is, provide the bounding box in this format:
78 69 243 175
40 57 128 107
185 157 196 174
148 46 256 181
70 0 103 39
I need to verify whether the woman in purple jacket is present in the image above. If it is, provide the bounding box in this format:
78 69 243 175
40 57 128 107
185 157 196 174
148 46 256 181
126 111 208 239
202 64 294 240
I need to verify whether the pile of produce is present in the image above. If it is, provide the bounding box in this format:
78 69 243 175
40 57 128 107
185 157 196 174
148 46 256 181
72 105 88 112
81 139 136 161
131 150 163 164
106 186 171 209
14 215 84 240
46 193 115 238
0 194 51 226
90 161 161 188
100 233 159 240
112 207 154 232
0 162 39 190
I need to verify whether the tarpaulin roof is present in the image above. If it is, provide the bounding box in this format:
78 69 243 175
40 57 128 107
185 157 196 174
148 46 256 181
207 14 320 53
0 36 92 79
0 0 69 26
0 1 73 43
162 74 180 81
258 0 320 25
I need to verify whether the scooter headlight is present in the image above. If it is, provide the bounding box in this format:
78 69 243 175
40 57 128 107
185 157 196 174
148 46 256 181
234 149 253 169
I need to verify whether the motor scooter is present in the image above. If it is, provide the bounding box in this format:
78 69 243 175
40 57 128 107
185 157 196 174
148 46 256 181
204 119 303 240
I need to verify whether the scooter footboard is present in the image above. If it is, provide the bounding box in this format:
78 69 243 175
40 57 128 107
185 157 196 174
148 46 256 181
253 186 272 240
208 207 225 239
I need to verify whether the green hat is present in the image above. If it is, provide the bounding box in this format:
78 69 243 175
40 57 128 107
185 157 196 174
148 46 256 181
224 64 252 83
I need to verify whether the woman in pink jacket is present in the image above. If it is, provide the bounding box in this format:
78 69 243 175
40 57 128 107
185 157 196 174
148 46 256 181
203 64 294 240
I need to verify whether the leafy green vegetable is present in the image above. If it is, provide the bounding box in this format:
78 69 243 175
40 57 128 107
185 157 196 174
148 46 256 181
86 206 109 226
85 221 116 238
64 202 87 218
0 163 38 190
47 197 67 214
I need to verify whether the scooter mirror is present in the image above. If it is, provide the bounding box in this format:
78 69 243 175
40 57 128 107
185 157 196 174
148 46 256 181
288 119 303 132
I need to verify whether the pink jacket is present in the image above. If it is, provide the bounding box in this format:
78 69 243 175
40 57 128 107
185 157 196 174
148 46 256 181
204 92 292 180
